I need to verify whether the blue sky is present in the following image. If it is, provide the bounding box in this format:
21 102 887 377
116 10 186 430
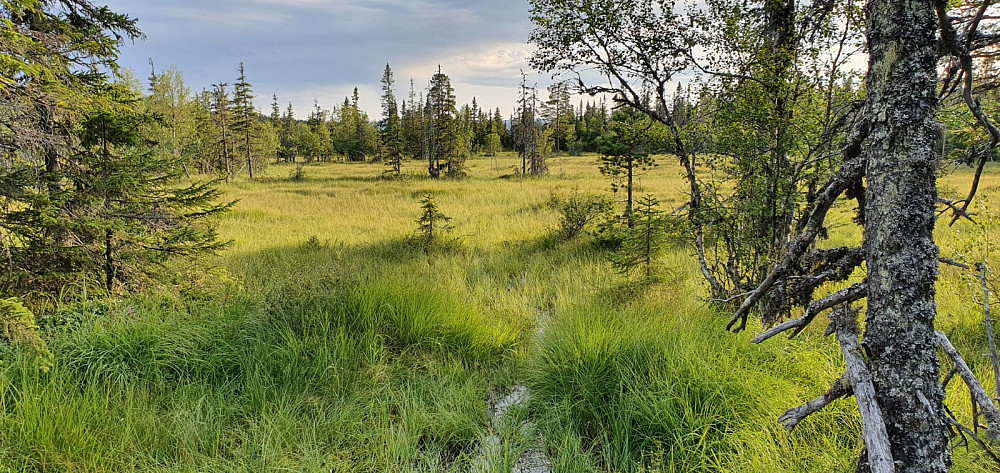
103 0 549 117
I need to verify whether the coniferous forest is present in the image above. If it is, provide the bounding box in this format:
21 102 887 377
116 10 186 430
3 1 1000 472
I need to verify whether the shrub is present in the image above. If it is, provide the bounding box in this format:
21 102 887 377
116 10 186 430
553 189 613 240
1 298 53 371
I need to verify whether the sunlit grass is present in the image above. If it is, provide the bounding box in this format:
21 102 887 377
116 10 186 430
0 153 997 471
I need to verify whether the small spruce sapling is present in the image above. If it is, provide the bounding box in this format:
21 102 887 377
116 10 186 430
612 195 670 280
416 194 451 247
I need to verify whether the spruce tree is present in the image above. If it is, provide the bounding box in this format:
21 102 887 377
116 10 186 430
545 82 575 154
612 195 670 280
232 62 257 180
427 66 463 178
69 85 232 291
598 107 657 228
415 193 451 247
270 94 281 124
282 102 297 162
380 64 404 178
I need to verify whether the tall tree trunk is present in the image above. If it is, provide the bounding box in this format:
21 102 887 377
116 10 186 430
862 1 950 470
39 102 62 193
245 123 254 181
760 0 797 324
627 162 635 229
104 228 114 291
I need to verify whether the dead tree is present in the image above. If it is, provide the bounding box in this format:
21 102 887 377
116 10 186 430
529 0 1000 469
730 1 1000 471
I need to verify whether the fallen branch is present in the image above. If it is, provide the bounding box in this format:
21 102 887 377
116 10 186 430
976 262 1000 402
779 376 853 431
936 331 1000 442
832 306 894 473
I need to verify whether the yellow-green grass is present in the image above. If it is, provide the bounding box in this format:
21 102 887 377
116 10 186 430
0 153 997 472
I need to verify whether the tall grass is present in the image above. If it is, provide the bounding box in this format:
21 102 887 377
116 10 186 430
0 155 996 471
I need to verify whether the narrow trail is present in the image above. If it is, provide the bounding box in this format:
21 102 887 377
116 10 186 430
474 308 552 472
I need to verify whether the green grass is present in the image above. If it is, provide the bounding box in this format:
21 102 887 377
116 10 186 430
1 154 998 471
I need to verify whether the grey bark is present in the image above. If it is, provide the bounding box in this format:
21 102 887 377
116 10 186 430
832 307 894 473
779 375 852 431
861 1 950 471
976 263 1000 398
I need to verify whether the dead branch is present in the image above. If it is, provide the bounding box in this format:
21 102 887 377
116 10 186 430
976 262 1000 402
935 0 1000 226
832 306 895 473
936 197 978 224
940 257 971 270
945 416 1000 466
936 330 1000 442
752 282 867 344
779 375 853 431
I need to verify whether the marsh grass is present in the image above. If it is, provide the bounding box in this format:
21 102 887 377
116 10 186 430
0 154 997 471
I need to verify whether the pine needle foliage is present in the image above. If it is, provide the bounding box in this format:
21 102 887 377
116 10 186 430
415 193 451 247
0 298 53 372
611 195 671 279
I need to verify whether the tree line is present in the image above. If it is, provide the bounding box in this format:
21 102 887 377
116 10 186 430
140 61 638 181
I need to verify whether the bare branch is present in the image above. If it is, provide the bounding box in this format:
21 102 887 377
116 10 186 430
935 0 1000 225
779 376 853 431
939 257 971 270
937 197 978 224
752 283 867 344
936 330 1000 442
832 306 894 473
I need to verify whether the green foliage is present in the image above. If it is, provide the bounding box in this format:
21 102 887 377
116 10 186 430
544 82 576 154
333 90 380 162
415 193 452 247
230 62 266 180
610 195 674 279
552 189 614 240
427 67 466 178
64 84 233 291
380 64 405 178
484 132 502 157
598 107 659 226
0 2 233 298
1 161 997 471
0 298 53 372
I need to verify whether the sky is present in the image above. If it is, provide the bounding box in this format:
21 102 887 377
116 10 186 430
101 0 552 118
